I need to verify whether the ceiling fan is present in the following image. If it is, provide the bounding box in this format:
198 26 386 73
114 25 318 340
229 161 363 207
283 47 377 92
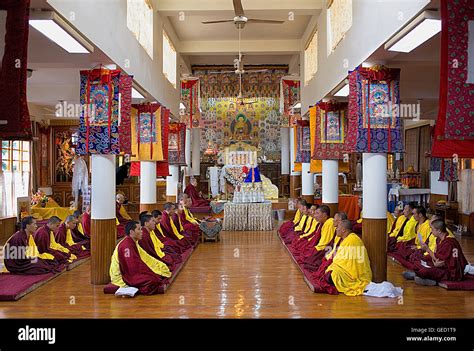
202 0 285 29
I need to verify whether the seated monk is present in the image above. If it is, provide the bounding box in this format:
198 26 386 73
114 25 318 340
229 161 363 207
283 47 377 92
138 214 182 272
278 199 304 238
396 206 430 260
177 194 200 244
160 203 192 250
352 197 363 235
81 205 91 238
310 219 372 296
109 221 171 295
116 193 132 238
287 204 319 247
33 216 77 264
151 210 186 254
71 210 90 248
184 177 210 208
3 216 64 274
391 203 418 254
292 205 335 264
403 220 468 286
173 208 196 247
282 202 313 245
354 200 395 237
303 211 348 271
55 215 89 258
387 207 408 251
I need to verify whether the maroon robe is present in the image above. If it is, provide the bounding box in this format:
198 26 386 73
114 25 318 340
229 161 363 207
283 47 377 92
155 224 185 254
138 227 181 272
55 223 89 259
81 211 91 238
290 222 323 258
387 217 408 252
33 225 71 264
282 216 310 245
184 183 210 208
309 241 342 295
4 230 64 274
116 202 130 238
117 236 168 295
302 234 336 270
172 214 194 247
413 237 468 282
160 212 191 250
178 210 200 244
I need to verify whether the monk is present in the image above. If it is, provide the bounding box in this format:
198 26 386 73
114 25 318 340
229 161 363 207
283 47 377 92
55 215 89 258
391 203 418 254
34 216 77 264
396 206 430 260
355 197 395 237
303 211 348 271
292 205 335 265
278 199 304 238
160 202 192 250
173 207 197 247
3 217 64 274
403 220 468 286
109 221 171 295
310 219 372 296
116 194 132 238
152 210 186 254
177 194 200 244
387 206 408 251
71 210 90 247
282 202 313 245
184 177 210 208
81 205 91 239
286 204 319 246
138 214 182 272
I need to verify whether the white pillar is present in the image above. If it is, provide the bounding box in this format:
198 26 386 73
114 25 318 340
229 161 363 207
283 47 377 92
192 128 201 176
185 128 192 176
140 161 156 204
322 160 339 204
91 155 115 219
166 165 179 200
362 153 387 219
280 127 290 175
289 127 301 175
301 163 313 196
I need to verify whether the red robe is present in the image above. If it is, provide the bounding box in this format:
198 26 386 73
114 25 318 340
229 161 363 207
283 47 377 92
178 210 200 244
4 230 64 274
55 223 89 259
138 227 181 272
283 216 310 245
33 225 71 264
172 214 194 247
117 236 168 295
81 211 91 238
413 237 468 282
160 212 191 250
184 183 210 208
154 224 185 254
290 222 323 257
387 217 408 252
309 239 343 295
116 202 129 238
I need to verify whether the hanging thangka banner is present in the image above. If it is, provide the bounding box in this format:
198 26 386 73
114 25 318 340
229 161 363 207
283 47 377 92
281 79 300 126
168 122 186 165
348 65 403 153
77 68 122 154
181 79 201 128
431 0 474 158
131 103 163 161
312 101 352 160
119 74 133 155
0 0 32 140
295 120 311 163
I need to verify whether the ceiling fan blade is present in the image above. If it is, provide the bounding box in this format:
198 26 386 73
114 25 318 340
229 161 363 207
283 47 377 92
233 0 245 16
247 19 285 24
201 20 234 24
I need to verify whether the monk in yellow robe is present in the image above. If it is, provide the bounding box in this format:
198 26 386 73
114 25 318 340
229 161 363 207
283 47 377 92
278 199 304 239
392 204 419 255
281 202 312 245
109 221 171 295
116 193 132 238
387 207 408 251
311 219 372 296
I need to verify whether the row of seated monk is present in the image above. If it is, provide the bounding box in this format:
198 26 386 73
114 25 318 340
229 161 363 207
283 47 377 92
279 199 471 295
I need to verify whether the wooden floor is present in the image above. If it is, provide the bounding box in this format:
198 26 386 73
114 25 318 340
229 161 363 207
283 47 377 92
1 224 473 318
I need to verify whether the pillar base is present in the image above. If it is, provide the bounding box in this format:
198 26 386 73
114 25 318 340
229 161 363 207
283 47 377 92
324 203 338 217
140 203 157 212
91 218 117 285
362 218 387 283
290 175 301 199
302 195 314 204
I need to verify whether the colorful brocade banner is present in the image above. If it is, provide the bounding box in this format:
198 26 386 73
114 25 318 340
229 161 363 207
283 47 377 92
168 122 186 165
119 74 133 154
295 120 311 163
281 79 300 126
348 66 403 153
131 103 163 162
180 79 201 128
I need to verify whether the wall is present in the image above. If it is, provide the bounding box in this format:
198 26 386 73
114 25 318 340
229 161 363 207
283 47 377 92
301 0 431 114
47 0 180 115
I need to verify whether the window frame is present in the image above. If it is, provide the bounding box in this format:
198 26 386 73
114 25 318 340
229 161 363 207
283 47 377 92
162 29 177 88
304 28 318 86
1 140 30 173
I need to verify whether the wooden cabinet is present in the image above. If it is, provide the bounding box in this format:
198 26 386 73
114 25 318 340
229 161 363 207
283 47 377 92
0 217 17 245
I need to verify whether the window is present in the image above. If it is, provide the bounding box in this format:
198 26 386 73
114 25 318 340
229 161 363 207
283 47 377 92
304 30 318 86
1 140 30 173
163 30 177 88
328 0 352 52
127 0 154 59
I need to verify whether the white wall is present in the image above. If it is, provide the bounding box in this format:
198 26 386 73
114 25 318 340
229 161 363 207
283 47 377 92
47 0 180 115
301 0 430 115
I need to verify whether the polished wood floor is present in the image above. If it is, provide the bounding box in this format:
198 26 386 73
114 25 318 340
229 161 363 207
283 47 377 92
1 225 473 318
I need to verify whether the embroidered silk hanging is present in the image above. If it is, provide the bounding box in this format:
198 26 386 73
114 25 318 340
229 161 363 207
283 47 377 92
0 0 31 140
131 102 163 161
77 68 121 155
281 79 300 126
157 106 170 176
348 66 403 153
119 74 133 154
181 79 200 128
295 120 311 163
168 122 186 165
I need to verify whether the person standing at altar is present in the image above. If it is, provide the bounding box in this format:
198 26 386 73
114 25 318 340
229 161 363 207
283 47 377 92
116 193 132 238
184 177 210 208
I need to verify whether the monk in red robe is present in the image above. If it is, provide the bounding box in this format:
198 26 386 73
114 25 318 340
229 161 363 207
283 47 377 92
278 199 304 238
160 203 192 250
396 206 429 260
71 209 90 248
3 217 64 274
109 221 171 295
178 194 200 244
282 202 313 245
152 210 186 254
184 177 210 208
33 216 76 264
116 194 132 238
81 205 91 239
404 220 469 286
55 215 89 259
138 214 181 272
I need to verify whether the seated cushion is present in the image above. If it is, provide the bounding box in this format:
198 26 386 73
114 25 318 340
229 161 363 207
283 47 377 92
0 273 57 301
438 275 474 290
103 283 120 294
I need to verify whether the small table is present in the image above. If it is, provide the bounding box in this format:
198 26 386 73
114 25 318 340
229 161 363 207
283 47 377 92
223 202 273 231
389 188 431 207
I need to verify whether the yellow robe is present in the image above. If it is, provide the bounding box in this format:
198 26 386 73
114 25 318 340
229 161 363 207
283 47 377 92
300 218 319 238
294 215 308 232
184 207 199 225
327 233 372 296
315 218 336 251
414 220 431 248
293 209 301 225
396 216 417 243
66 229 86 250
389 215 407 238
426 228 455 255
170 217 184 240
49 231 76 262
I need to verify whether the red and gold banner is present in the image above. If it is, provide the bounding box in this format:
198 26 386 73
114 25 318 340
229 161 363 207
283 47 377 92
181 79 201 128
168 122 186 165
131 103 163 161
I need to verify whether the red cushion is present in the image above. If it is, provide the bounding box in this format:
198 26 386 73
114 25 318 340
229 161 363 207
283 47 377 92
439 275 474 290
103 283 120 294
0 273 57 301
388 252 415 270
188 206 210 213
